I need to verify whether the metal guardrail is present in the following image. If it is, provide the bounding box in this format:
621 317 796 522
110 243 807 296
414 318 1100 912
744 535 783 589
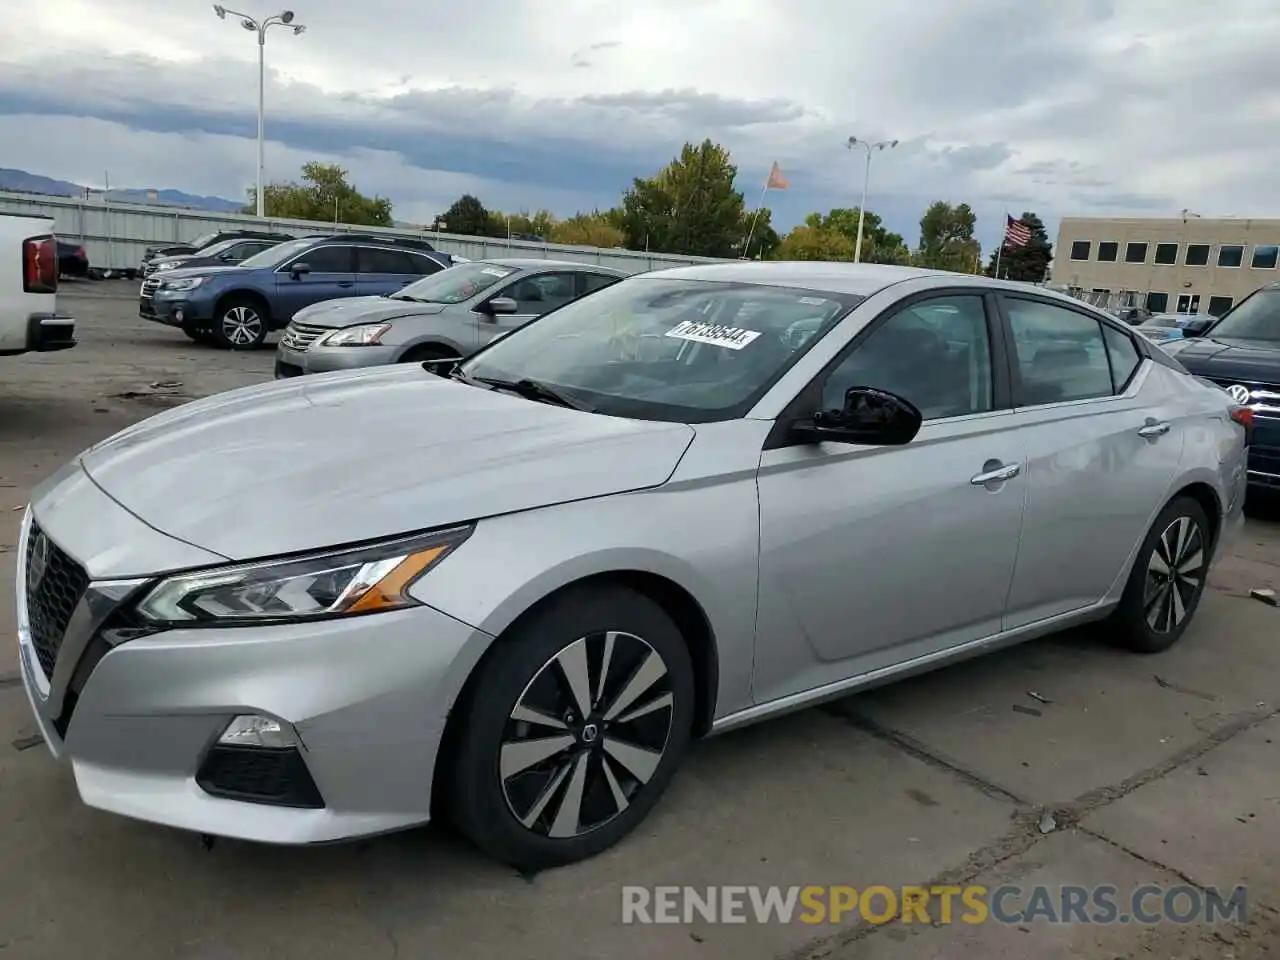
0 191 728 276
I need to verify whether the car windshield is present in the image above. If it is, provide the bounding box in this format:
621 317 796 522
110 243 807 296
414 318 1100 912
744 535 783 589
1208 289 1280 341
187 232 219 250
1141 314 1183 330
458 277 858 422
396 261 519 303
238 237 315 269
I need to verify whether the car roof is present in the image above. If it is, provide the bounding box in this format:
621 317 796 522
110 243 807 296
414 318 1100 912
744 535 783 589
644 260 943 295
482 257 624 273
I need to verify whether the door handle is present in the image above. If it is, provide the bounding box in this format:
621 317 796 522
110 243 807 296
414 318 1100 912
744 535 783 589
400 280 413 286
1138 421 1171 438
337 281 354 288
970 462 1021 485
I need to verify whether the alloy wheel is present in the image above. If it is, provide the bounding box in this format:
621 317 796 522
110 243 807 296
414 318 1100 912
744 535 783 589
1143 515 1205 634
499 630 675 839
222 306 263 346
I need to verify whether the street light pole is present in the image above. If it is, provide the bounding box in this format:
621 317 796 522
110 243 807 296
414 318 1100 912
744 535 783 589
212 5 307 219
846 136 898 263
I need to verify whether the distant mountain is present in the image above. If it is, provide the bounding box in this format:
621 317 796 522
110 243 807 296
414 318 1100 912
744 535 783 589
0 168 243 213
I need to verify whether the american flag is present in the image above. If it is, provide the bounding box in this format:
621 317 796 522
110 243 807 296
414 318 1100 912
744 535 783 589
1003 215 1032 248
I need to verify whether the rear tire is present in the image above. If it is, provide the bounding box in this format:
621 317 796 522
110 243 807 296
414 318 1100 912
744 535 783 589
1106 496 1213 653
448 585 694 871
212 297 270 351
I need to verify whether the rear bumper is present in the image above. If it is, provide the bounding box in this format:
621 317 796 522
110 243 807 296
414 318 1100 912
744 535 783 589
3 313 76 354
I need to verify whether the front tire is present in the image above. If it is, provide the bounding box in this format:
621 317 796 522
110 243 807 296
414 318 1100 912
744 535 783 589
212 297 269 350
1107 496 1212 653
449 585 694 871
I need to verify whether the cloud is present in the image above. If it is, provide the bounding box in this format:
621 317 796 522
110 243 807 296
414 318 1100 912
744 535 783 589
2 0 1279 254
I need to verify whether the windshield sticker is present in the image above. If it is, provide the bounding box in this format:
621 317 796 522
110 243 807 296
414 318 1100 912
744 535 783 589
481 267 512 278
797 297 828 306
665 320 762 350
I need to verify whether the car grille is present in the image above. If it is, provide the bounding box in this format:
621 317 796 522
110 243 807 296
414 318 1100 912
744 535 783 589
279 321 332 353
140 277 161 299
24 521 90 679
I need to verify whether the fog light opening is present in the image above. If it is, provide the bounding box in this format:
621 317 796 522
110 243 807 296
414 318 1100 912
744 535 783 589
174 308 184 322
218 714 298 749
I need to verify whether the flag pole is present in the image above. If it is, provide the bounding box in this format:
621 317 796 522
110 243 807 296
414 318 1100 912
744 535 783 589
994 211 1005 279
742 174 771 259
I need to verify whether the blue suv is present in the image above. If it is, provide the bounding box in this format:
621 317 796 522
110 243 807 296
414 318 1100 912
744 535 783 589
139 234 454 350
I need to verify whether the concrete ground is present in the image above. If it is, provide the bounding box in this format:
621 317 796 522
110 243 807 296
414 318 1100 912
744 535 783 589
1 281 1278 959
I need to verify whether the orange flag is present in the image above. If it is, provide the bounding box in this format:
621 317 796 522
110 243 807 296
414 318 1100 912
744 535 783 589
766 162 788 190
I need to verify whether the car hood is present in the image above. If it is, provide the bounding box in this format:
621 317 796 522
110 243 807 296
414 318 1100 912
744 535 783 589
78 367 696 560
1167 337 1280 381
156 264 248 281
296 296 447 327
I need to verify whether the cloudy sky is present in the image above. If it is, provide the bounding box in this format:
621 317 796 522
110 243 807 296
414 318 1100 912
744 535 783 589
2 0 1278 252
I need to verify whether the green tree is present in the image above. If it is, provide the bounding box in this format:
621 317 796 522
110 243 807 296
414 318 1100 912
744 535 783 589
739 206 780 259
619 140 747 257
803 208 909 264
985 211 1052 282
550 212 626 248
773 224 855 261
439 194 494 237
246 162 393 226
913 201 981 273
487 208 558 240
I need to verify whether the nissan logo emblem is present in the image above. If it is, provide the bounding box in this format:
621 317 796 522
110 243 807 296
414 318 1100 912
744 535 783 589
1227 384 1252 404
26 531 50 594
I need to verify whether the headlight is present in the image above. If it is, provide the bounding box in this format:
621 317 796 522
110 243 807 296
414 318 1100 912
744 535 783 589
162 276 205 292
154 261 177 272
133 525 472 627
321 323 392 346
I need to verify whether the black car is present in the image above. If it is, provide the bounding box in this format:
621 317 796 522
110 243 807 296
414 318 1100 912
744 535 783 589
56 239 90 278
1161 284 1280 493
144 236 288 278
141 230 295 270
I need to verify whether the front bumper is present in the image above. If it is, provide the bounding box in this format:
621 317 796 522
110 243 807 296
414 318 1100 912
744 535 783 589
140 293 210 326
1246 415 1279 491
16 485 492 844
275 342 399 378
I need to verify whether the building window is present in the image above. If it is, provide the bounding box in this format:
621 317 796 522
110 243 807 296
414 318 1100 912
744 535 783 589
1153 243 1178 265
1185 244 1210 266
1252 245 1279 269
1218 245 1244 268
1124 242 1148 263
1207 296 1234 317
1146 292 1169 312
1097 242 1119 262
1070 240 1091 261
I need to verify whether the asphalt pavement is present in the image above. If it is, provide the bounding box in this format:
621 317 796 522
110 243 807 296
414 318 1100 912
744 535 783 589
1 280 1278 959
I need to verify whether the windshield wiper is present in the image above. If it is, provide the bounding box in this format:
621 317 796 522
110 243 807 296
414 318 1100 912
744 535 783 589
472 376 592 411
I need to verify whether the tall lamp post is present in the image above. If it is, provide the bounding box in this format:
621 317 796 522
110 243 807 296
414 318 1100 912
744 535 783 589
846 136 898 263
213 5 307 218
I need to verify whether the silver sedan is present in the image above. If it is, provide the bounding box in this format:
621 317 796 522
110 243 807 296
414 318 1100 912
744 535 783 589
274 258 625 378
16 262 1249 870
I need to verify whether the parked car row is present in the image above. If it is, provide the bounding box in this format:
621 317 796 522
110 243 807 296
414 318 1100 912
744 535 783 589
18 261 1261 874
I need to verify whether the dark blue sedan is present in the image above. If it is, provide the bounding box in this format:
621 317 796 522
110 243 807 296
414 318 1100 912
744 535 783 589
1161 285 1280 492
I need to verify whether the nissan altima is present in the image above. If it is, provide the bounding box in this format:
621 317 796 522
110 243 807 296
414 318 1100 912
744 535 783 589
16 262 1251 870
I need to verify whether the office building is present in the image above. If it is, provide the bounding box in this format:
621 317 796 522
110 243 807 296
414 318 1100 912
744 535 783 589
1050 216 1280 316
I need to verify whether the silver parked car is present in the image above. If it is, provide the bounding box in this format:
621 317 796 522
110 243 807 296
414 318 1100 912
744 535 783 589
274 258 625 377
16 262 1250 870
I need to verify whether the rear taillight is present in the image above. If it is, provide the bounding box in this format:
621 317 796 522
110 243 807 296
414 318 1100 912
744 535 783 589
1229 405 1254 445
22 235 58 294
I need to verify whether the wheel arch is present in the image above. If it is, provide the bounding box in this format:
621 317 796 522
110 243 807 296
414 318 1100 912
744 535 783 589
430 568 720 819
397 338 464 363
212 288 273 325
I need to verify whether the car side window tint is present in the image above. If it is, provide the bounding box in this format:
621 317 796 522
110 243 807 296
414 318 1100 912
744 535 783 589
1102 323 1143 392
1005 298 1113 405
820 294 993 420
295 246 352 272
356 248 414 274
408 253 444 276
507 273 578 314
580 273 620 295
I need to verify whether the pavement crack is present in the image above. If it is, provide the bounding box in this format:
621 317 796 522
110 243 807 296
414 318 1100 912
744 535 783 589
820 704 1028 806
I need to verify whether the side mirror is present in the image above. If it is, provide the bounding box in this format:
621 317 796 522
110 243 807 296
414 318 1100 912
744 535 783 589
791 387 923 446
1181 316 1213 338
486 297 518 315
290 262 311 278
